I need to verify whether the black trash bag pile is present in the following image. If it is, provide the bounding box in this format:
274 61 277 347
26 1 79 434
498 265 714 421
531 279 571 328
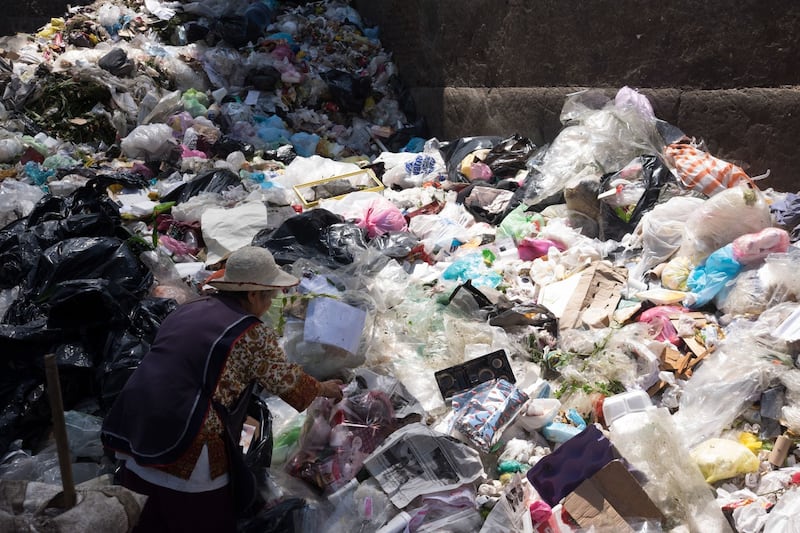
0 176 171 457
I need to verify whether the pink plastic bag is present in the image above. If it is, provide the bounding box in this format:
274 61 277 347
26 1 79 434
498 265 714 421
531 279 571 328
637 305 690 345
357 198 407 238
732 227 790 265
517 237 566 261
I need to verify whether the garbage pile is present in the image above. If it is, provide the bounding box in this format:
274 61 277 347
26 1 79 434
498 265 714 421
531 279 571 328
2 1 800 532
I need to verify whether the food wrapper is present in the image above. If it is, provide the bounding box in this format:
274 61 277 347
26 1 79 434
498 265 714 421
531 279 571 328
450 378 529 453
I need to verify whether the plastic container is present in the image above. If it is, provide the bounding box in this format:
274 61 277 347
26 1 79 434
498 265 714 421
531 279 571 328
602 389 651 427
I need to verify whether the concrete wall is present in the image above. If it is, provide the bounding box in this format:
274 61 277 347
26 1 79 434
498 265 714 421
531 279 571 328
0 0 91 37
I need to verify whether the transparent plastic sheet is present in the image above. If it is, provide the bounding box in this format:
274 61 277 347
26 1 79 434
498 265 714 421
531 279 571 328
0 442 59 482
139 249 197 304
627 196 705 285
281 290 377 380
525 89 662 208
552 324 661 414
673 303 798 448
761 251 800 307
678 185 772 265
608 408 733 532
762 486 800 533
0 179 45 228
64 410 104 459
778 368 800 433
714 268 770 319
286 384 397 494
317 478 397 533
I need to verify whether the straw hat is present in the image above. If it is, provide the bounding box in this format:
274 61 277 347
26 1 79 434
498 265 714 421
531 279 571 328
206 246 299 291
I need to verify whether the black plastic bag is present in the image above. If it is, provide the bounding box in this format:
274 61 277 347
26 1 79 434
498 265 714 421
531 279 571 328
244 394 273 471
0 378 47 458
369 231 420 259
25 236 152 303
99 297 178 411
483 134 537 180
598 154 673 242
160 168 242 204
325 223 368 263
236 498 307 533
98 48 135 77
321 69 371 113
438 135 502 183
251 209 347 267
46 279 128 330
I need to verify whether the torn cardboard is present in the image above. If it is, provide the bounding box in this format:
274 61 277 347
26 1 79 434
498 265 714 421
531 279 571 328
538 261 627 331
564 459 664 532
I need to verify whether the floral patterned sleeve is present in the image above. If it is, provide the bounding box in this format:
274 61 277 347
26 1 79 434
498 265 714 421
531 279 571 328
219 322 320 412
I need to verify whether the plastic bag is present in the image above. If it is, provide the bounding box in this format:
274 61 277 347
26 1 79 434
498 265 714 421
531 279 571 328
287 385 396 493
496 203 544 241
685 244 742 308
598 155 673 242
732 227 790 265
678 185 771 264
628 196 705 284
357 198 407 238
527 89 660 208
661 256 694 291
120 123 177 160
690 438 759 483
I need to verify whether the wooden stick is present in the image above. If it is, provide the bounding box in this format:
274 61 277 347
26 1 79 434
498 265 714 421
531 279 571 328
44 353 76 509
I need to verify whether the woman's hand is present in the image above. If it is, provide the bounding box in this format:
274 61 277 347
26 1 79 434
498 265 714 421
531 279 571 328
318 379 343 402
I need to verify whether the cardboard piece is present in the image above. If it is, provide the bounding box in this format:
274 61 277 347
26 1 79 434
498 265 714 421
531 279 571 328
538 262 627 331
564 460 664 531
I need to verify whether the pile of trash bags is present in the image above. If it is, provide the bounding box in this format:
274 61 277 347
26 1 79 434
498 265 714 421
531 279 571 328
2 1 800 532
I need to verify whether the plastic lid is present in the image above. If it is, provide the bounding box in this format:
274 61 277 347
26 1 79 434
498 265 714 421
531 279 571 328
602 389 652 427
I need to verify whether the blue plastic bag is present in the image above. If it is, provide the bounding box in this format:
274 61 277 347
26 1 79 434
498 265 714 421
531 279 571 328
686 244 742 308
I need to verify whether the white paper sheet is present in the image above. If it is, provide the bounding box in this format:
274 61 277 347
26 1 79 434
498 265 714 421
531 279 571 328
304 297 367 354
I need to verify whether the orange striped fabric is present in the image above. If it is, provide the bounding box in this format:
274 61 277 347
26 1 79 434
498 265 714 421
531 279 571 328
664 143 751 196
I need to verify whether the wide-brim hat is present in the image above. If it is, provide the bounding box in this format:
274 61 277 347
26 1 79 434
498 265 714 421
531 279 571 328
206 246 299 291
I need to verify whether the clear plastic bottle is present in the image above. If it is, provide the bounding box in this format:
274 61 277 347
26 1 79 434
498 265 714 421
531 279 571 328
604 390 733 532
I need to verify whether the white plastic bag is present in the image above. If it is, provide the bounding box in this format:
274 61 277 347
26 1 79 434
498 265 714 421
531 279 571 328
120 123 177 160
678 186 771 264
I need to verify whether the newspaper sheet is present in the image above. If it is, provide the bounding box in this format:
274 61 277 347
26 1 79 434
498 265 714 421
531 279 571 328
364 422 485 508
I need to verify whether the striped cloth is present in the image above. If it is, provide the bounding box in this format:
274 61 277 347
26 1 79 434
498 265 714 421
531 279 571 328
664 143 751 196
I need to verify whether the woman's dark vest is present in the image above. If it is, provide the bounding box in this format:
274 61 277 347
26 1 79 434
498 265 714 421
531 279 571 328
101 295 259 466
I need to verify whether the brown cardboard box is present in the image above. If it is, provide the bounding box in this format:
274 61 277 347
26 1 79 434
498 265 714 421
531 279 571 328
538 262 627 331
564 460 664 531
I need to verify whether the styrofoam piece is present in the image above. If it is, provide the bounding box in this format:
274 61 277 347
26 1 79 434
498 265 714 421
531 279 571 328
602 390 653 428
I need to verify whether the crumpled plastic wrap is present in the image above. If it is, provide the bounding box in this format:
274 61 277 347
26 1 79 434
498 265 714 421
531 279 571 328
449 379 529 453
